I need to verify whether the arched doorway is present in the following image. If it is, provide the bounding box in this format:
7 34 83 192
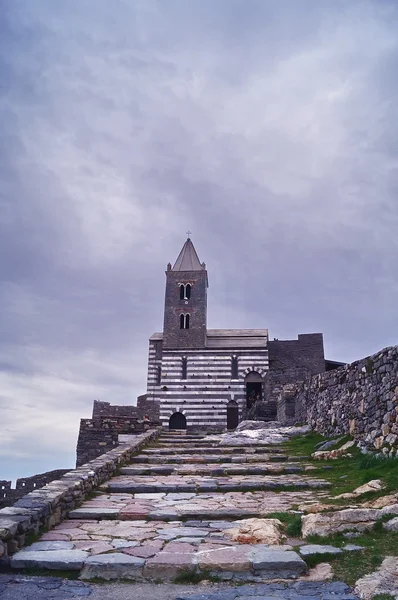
245 371 263 410
169 412 187 430
227 400 239 430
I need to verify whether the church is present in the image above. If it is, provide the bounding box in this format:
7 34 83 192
146 238 338 431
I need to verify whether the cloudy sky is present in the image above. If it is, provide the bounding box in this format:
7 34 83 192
1 0 398 482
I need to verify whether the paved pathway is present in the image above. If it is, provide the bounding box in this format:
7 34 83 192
8 431 351 587
0 575 360 600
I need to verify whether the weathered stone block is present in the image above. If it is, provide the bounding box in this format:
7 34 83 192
10 548 88 570
81 553 145 580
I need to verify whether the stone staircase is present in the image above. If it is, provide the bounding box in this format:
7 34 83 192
10 430 331 582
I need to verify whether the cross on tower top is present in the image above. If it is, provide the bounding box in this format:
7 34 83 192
186 230 192 238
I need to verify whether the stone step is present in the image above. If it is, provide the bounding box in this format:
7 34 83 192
130 453 301 464
119 462 307 476
158 435 208 441
10 536 307 581
155 441 226 447
141 446 290 455
66 487 329 521
105 474 330 494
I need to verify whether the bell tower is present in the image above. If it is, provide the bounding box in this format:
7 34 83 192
163 237 208 349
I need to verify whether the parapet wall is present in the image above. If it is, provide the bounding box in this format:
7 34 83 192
0 470 69 509
0 428 160 563
279 345 398 454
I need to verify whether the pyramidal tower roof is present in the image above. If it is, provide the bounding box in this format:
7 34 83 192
172 238 203 271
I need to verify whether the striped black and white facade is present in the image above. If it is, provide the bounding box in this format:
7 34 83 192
145 237 271 430
146 330 269 429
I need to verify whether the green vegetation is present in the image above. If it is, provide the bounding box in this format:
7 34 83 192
283 433 398 499
173 569 222 584
267 511 302 537
302 526 398 586
25 526 49 547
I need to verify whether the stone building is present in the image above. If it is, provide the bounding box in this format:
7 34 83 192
146 238 340 430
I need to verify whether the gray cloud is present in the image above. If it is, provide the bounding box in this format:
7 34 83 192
1 0 398 480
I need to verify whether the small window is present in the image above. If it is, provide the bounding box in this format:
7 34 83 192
180 285 185 300
156 365 161 385
185 284 191 299
231 356 238 379
182 357 187 379
180 314 190 329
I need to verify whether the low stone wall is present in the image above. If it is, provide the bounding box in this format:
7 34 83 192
0 428 160 563
0 470 70 509
279 346 398 454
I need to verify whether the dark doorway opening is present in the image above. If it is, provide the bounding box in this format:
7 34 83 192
169 412 187 430
245 372 263 410
227 400 239 430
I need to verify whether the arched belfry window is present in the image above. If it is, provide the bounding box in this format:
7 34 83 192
179 283 192 300
156 365 161 385
180 314 190 329
231 355 238 379
182 357 187 379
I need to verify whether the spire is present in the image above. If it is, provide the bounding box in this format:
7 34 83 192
172 238 203 271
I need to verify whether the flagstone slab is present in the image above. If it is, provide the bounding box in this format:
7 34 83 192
24 541 75 551
10 548 89 570
299 544 343 557
143 550 196 580
249 547 307 577
196 544 251 572
68 508 120 519
80 553 145 581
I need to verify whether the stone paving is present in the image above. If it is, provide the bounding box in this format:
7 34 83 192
9 430 347 584
0 575 361 600
66 489 329 520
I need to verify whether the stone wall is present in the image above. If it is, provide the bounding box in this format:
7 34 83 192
76 397 160 466
279 345 398 454
0 470 69 509
268 333 325 374
0 428 160 563
92 396 159 422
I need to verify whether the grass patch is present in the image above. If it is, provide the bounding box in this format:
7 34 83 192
25 526 49 547
283 432 333 457
302 527 398 586
283 433 398 500
173 569 222 584
267 512 302 537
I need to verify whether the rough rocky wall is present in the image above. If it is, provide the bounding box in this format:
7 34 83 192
0 470 69 509
281 345 398 454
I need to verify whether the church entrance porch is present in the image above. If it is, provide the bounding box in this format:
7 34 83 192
245 371 263 410
169 412 187 430
227 400 239 430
